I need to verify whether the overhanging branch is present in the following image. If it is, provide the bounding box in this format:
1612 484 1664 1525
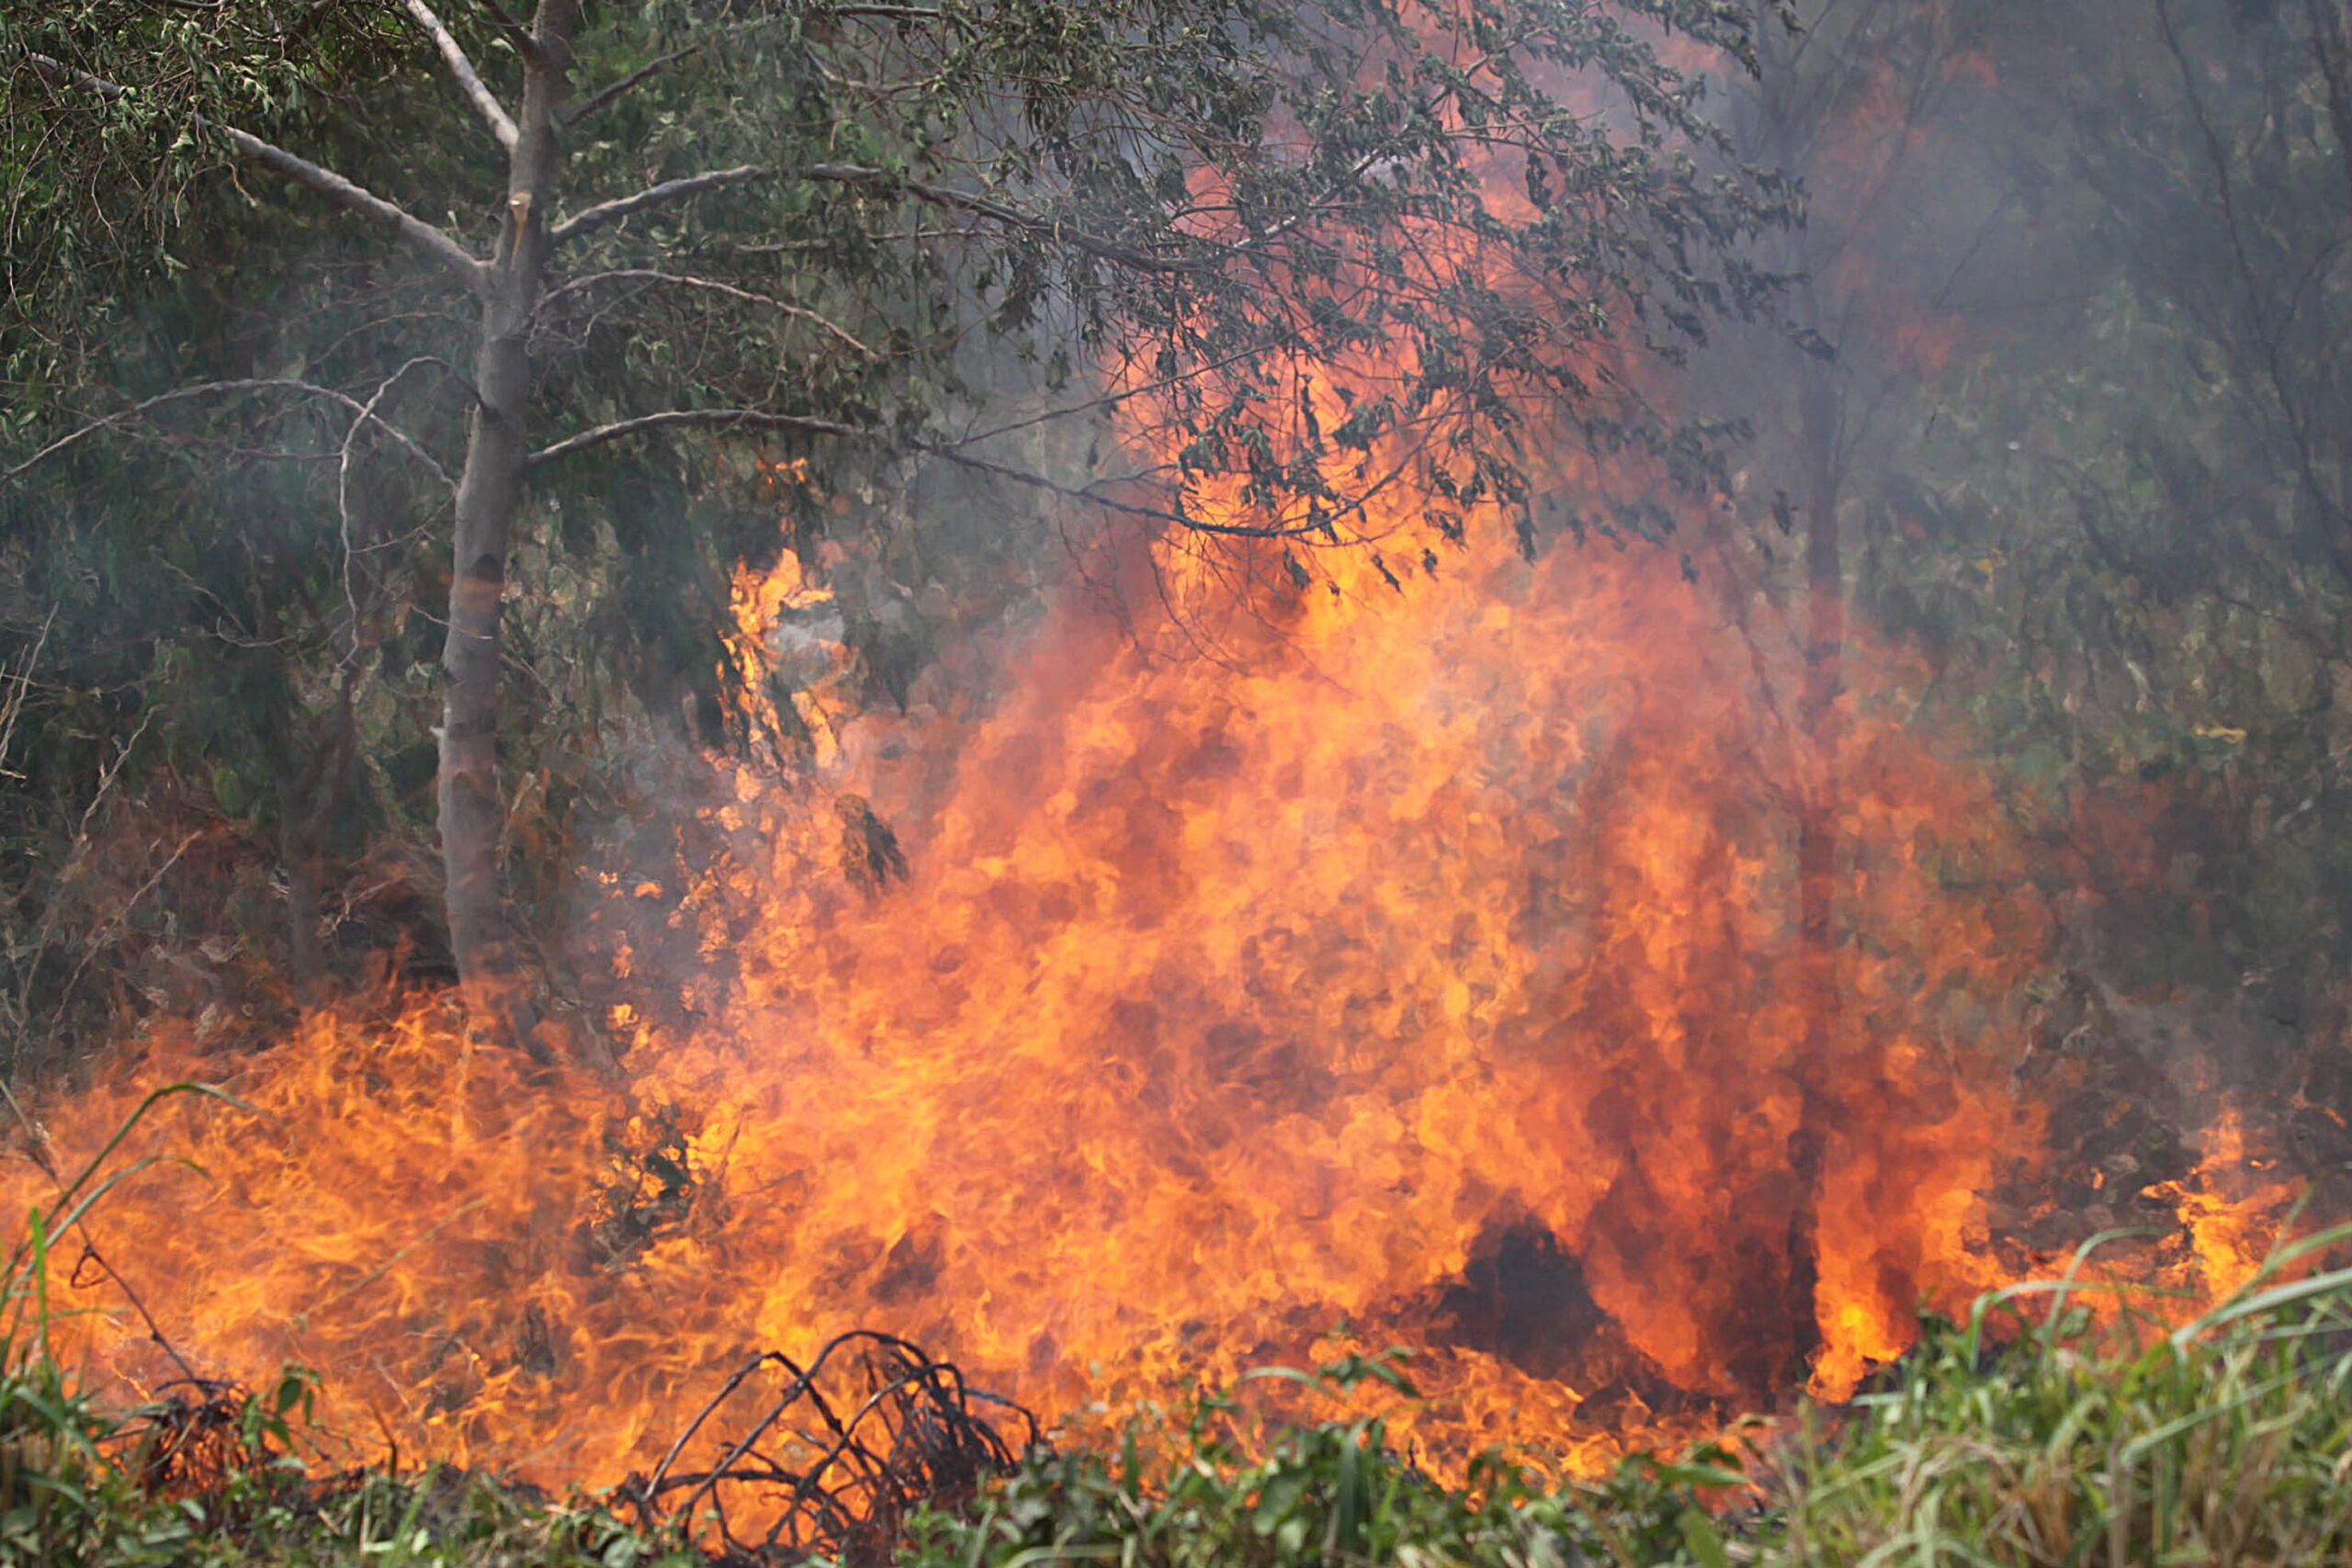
549 164 770 243
15 51 487 288
2 378 458 490
806 164 1208 273
567 7 952 127
399 0 520 152
524 406 1322 539
538 269 875 355
525 408 862 468
551 159 1204 274
566 41 701 124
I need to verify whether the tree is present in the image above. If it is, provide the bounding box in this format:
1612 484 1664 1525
6 0 1782 1038
1700 0 2028 1382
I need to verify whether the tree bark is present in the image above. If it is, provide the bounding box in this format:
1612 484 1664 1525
1781 324 1844 1386
439 0 575 1033
1750 0 1847 1391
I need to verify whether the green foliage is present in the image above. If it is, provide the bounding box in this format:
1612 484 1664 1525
1772 1229 2352 1567
901 1350 1750 1568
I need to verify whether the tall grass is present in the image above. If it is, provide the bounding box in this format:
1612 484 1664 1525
1772 1224 2352 1567
0 1083 695 1566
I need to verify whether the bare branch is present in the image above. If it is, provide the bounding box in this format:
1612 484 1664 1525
922 447 1319 536
526 407 1323 540
339 357 450 664
398 0 519 152
3 378 457 490
567 40 705 124
538 269 874 355
470 0 541 59
566 8 949 127
552 158 1204 274
805 164 1208 273
549 164 770 243
15 51 487 288
0 610 53 784
526 408 862 468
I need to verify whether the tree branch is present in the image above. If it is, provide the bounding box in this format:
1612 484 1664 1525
566 8 949 128
805 164 1207 273
398 0 519 152
470 0 541 60
923 446 1321 537
551 159 1205 273
3 378 457 491
524 406 1323 539
549 164 770 243
538 269 875 355
564 17 773 127
15 51 487 288
565 41 699 124
525 408 862 468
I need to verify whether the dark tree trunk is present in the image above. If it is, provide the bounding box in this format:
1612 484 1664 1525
1781 333 1844 1385
438 0 575 1034
283 671 356 1001
1749 0 1849 1389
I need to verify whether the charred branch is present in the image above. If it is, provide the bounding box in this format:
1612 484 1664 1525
623 1331 1034 1565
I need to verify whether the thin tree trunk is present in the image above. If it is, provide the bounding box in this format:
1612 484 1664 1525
1749 0 1848 1390
283 672 355 1001
439 0 575 1038
1782 331 1844 1386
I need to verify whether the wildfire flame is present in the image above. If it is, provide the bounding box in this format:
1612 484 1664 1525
9 468 2288 1499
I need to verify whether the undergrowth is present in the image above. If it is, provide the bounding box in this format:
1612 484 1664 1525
5 1091 2351 1564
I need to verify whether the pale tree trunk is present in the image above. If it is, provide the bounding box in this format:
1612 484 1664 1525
439 0 576 1038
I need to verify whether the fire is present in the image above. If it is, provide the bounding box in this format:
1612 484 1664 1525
7 474 2153 1495
2143 1109 2303 1304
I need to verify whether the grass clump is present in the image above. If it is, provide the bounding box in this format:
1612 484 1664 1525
1771 1226 2352 1567
0 1083 695 1567
901 1353 1752 1568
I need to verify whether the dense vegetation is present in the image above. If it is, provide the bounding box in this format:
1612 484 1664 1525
9 1222 2352 1566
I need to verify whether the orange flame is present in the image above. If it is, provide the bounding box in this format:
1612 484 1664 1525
6 499 2115 1495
